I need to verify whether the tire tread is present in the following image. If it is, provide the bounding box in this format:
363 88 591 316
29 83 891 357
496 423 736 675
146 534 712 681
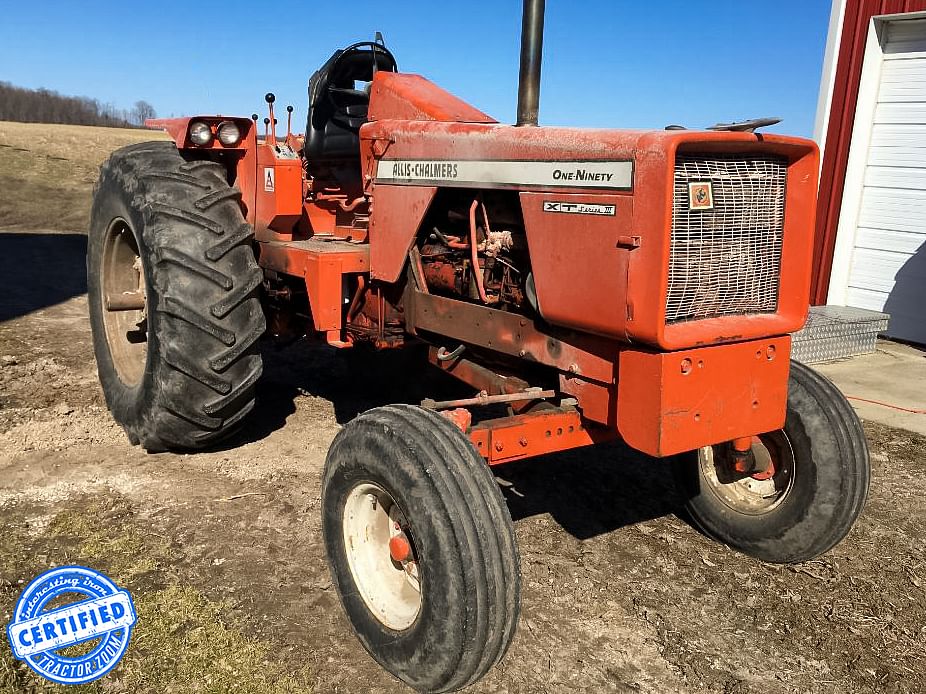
323 405 520 693
675 360 870 563
88 141 265 450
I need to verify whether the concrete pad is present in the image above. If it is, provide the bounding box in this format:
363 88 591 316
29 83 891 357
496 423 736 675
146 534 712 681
814 339 926 436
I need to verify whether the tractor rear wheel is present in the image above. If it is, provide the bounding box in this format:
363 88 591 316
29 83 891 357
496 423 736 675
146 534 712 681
322 405 520 693
87 141 265 450
673 361 870 563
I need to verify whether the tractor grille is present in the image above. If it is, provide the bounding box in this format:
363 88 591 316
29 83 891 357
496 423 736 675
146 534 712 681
666 154 787 323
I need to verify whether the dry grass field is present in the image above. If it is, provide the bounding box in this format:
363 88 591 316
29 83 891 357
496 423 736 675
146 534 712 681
0 121 167 231
1 122 925 694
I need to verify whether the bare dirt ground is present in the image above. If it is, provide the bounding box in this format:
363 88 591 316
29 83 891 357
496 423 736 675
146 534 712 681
2 124 926 693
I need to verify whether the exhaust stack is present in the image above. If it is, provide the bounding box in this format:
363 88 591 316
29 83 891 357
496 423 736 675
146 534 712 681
516 0 545 126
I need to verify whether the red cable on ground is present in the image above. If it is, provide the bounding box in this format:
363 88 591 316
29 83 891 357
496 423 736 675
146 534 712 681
846 396 926 415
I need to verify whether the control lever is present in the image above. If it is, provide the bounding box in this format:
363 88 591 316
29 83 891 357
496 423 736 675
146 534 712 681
264 93 277 145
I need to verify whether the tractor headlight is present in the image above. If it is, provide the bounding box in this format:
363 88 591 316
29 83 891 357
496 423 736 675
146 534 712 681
188 121 213 146
217 121 241 146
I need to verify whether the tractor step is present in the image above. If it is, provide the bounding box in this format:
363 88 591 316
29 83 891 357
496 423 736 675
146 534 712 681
257 236 369 337
260 236 371 258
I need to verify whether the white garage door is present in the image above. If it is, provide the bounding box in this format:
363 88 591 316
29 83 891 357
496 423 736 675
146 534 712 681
846 18 926 344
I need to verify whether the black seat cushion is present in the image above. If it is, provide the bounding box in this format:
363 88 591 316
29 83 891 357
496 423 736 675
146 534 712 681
305 43 397 165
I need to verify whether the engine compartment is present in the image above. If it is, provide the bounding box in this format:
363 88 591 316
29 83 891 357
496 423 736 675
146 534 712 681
416 190 535 314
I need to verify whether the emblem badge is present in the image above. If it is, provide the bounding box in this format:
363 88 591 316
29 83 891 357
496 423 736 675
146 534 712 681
6 565 137 685
688 181 713 210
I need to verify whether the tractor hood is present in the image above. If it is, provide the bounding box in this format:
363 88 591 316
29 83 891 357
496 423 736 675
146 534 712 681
359 81 819 353
361 116 815 191
360 72 815 197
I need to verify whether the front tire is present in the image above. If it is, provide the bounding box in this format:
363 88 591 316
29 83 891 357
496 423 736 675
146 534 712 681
674 361 870 563
88 141 265 450
322 405 520 693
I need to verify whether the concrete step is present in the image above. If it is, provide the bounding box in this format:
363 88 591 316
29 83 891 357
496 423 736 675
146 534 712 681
792 306 889 364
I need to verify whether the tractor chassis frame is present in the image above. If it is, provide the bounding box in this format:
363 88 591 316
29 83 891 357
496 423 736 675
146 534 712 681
419 343 618 464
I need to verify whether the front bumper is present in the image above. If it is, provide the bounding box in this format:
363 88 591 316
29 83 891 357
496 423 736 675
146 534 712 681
616 336 791 457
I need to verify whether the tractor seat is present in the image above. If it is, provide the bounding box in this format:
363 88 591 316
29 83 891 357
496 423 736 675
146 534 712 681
305 42 397 166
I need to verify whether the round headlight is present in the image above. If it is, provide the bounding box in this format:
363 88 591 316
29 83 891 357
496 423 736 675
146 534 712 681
188 121 213 146
217 121 241 146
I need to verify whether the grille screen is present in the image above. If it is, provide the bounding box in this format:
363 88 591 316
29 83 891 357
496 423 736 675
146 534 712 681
666 154 787 323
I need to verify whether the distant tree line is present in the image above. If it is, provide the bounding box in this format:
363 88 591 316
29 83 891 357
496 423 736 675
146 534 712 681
0 81 156 127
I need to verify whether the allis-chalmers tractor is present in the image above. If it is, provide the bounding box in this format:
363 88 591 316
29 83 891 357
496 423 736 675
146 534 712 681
88 2 869 691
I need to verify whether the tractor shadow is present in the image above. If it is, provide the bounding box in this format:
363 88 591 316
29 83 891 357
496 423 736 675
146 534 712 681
0 232 88 322
229 339 682 540
224 339 471 448
495 443 683 540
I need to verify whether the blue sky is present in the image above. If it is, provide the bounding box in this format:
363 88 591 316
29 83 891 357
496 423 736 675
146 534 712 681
0 0 830 137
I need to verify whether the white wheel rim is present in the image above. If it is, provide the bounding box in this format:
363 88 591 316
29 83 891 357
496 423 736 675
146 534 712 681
342 482 421 630
698 432 795 515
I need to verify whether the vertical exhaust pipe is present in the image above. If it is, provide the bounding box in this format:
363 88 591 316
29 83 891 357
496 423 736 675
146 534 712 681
516 0 545 126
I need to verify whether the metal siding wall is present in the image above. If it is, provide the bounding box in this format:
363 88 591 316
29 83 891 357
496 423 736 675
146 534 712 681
811 0 926 305
846 19 926 342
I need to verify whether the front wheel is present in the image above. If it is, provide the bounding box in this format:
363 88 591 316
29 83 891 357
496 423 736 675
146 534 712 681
322 405 520 693
674 360 870 563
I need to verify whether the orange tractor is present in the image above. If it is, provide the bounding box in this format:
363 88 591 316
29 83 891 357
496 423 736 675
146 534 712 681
88 2 869 691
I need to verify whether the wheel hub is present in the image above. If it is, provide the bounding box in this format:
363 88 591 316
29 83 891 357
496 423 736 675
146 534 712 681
343 483 421 630
698 432 795 515
388 534 412 563
100 219 148 386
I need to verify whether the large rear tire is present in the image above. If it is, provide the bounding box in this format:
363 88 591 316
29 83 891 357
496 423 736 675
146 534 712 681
322 405 520 693
674 360 870 563
88 141 265 450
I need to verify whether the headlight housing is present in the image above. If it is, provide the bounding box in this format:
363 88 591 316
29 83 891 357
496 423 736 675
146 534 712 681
217 121 241 146
188 121 213 146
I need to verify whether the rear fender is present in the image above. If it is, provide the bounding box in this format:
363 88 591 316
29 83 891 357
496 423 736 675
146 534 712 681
147 116 261 222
